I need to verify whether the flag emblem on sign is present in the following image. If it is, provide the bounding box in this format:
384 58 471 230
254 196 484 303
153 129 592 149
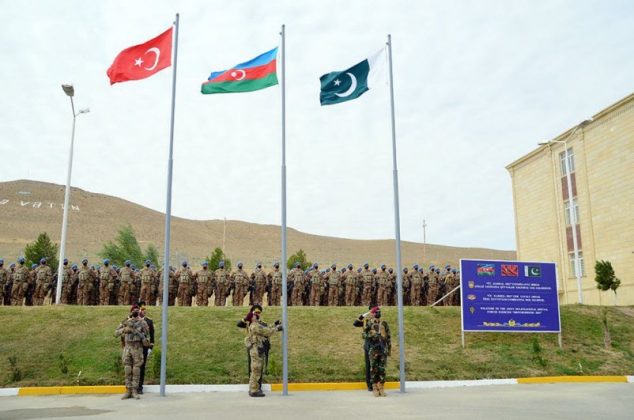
524 265 542 277
477 264 495 276
501 264 519 277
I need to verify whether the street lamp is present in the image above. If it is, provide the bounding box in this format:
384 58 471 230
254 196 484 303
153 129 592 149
55 84 89 305
538 120 591 304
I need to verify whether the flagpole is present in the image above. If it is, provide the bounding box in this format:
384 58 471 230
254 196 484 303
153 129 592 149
387 34 405 393
160 12 179 398
280 23 289 397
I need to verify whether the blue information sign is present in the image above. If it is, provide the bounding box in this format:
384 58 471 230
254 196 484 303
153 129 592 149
460 259 561 333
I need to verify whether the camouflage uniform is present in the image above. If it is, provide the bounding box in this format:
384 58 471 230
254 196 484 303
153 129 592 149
326 266 342 306
11 262 31 306
442 269 455 306
308 268 324 306
387 269 396 306
268 266 282 306
214 267 231 307
195 266 213 307
363 314 391 397
33 263 53 305
231 266 250 307
115 314 149 400
60 264 73 304
245 317 281 396
453 270 461 306
427 267 439 306
157 267 177 306
175 266 194 306
251 266 268 305
375 268 390 307
360 268 375 307
118 265 136 305
343 267 357 306
77 263 94 305
139 266 155 305
409 267 423 306
289 267 306 306
402 268 411 306
0 263 8 305
98 265 118 305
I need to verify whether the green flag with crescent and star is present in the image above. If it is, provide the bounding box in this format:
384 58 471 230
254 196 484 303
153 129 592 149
319 49 385 106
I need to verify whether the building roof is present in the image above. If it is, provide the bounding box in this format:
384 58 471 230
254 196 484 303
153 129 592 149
506 92 634 171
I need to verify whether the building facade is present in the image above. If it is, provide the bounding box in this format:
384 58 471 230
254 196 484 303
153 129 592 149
506 94 634 305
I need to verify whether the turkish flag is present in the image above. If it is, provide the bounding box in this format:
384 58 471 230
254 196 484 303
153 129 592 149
107 27 173 85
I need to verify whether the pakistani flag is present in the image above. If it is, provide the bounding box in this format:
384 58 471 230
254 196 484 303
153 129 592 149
320 49 385 106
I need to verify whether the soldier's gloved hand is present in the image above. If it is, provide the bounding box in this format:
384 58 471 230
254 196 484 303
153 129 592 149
274 320 281 326
276 325 283 332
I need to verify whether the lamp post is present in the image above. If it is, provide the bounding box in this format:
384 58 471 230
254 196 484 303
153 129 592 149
539 120 590 304
55 84 89 305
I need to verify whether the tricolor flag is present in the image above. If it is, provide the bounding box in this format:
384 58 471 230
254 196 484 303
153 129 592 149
107 27 173 85
319 49 385 106
201 47 279 94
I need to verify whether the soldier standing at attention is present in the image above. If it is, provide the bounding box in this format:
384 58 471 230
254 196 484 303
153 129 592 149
308 263 324 306
239 304 283 397
98 259 118 305
326 263 341 306
375 265 389 307
231 262 249 306
119 260 137 305
401 267 411 306
115 305 149 400
252 263 267 305
77 259 92 305
139 260 154 305
137 303 154 395
59 259 71 304
343 264 357 306
33 258 53 305
0 259 8 306
289 262 306 306
268 262 282 306
214 260 230 307
360 263 375 307
175 261 194 306
427 265 439 306
195 262 213 307
442 265 455 306
362 306 391 397
11 257 30 306
409 264 423 306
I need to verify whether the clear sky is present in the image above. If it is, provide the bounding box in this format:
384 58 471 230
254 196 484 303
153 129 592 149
1 0 633 250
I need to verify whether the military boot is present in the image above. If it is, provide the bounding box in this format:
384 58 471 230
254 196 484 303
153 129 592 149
131 389 140 400
249 391 265 397
372 383 380 397
378 382 387 397
121 389 131 400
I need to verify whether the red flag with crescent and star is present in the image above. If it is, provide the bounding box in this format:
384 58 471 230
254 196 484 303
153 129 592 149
107 27 173 85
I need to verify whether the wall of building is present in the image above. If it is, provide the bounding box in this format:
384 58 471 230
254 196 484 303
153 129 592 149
508 95 634 306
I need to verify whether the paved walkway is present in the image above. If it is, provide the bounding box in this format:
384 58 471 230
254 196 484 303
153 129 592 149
0 383 632 419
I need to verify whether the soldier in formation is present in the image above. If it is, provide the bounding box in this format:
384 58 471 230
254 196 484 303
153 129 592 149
114 305 149 400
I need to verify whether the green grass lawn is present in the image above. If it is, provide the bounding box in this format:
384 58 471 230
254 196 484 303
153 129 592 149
1 305 632 387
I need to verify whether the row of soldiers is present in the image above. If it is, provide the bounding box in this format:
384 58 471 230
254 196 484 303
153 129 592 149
0 257 461 307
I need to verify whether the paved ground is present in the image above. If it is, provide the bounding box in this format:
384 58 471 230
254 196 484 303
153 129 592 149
0 383 632 420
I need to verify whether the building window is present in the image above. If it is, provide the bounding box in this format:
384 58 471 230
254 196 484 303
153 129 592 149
564 198 579 226
560 148 575 176
568 251 585 277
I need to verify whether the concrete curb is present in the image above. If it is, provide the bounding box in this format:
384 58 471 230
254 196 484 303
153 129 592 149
1 376 632 396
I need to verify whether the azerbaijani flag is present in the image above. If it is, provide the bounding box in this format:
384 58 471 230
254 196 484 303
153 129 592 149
201 47 278 94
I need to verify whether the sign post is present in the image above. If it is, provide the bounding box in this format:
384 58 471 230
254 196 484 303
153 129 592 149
460 259 561 347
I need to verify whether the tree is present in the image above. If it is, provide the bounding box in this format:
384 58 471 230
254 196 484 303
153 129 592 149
205 247 232 271
144 244 160 267
287 249 312 271
595 260 621 298
594 260 621 349
24 232 59 271
99 225 158 268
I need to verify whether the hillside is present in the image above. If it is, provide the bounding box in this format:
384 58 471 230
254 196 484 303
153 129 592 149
0 179 515 268
1 305 633 387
